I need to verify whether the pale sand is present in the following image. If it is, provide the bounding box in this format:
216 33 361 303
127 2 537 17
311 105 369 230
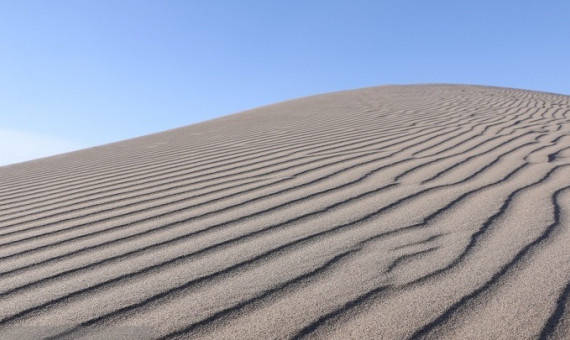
0 84 569 339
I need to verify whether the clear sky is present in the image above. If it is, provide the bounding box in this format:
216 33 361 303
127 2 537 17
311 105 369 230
1 0 569 166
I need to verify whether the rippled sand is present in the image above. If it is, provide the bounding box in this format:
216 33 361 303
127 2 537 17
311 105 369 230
1 84 569 339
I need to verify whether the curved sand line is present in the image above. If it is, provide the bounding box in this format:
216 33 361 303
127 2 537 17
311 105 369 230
1 84 569 339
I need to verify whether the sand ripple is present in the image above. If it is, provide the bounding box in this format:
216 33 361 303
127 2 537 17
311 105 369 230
0 84 569 339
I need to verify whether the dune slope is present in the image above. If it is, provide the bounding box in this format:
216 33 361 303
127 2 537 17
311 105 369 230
1 84 570 339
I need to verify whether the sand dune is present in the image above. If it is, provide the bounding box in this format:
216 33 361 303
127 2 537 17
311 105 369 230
1 84 570 339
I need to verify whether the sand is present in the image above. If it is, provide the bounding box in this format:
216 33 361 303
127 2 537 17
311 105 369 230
0 84 569 339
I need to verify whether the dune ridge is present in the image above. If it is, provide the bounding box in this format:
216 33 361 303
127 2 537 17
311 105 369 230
1 84 570 339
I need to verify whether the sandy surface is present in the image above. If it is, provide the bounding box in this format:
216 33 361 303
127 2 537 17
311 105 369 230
0 84 569 339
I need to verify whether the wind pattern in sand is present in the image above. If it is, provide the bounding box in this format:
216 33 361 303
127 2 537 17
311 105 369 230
1 84 570 339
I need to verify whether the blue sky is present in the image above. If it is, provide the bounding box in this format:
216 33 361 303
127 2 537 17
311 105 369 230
1 0 569 166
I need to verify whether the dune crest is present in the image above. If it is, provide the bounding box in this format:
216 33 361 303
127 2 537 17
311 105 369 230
1 84 569 339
